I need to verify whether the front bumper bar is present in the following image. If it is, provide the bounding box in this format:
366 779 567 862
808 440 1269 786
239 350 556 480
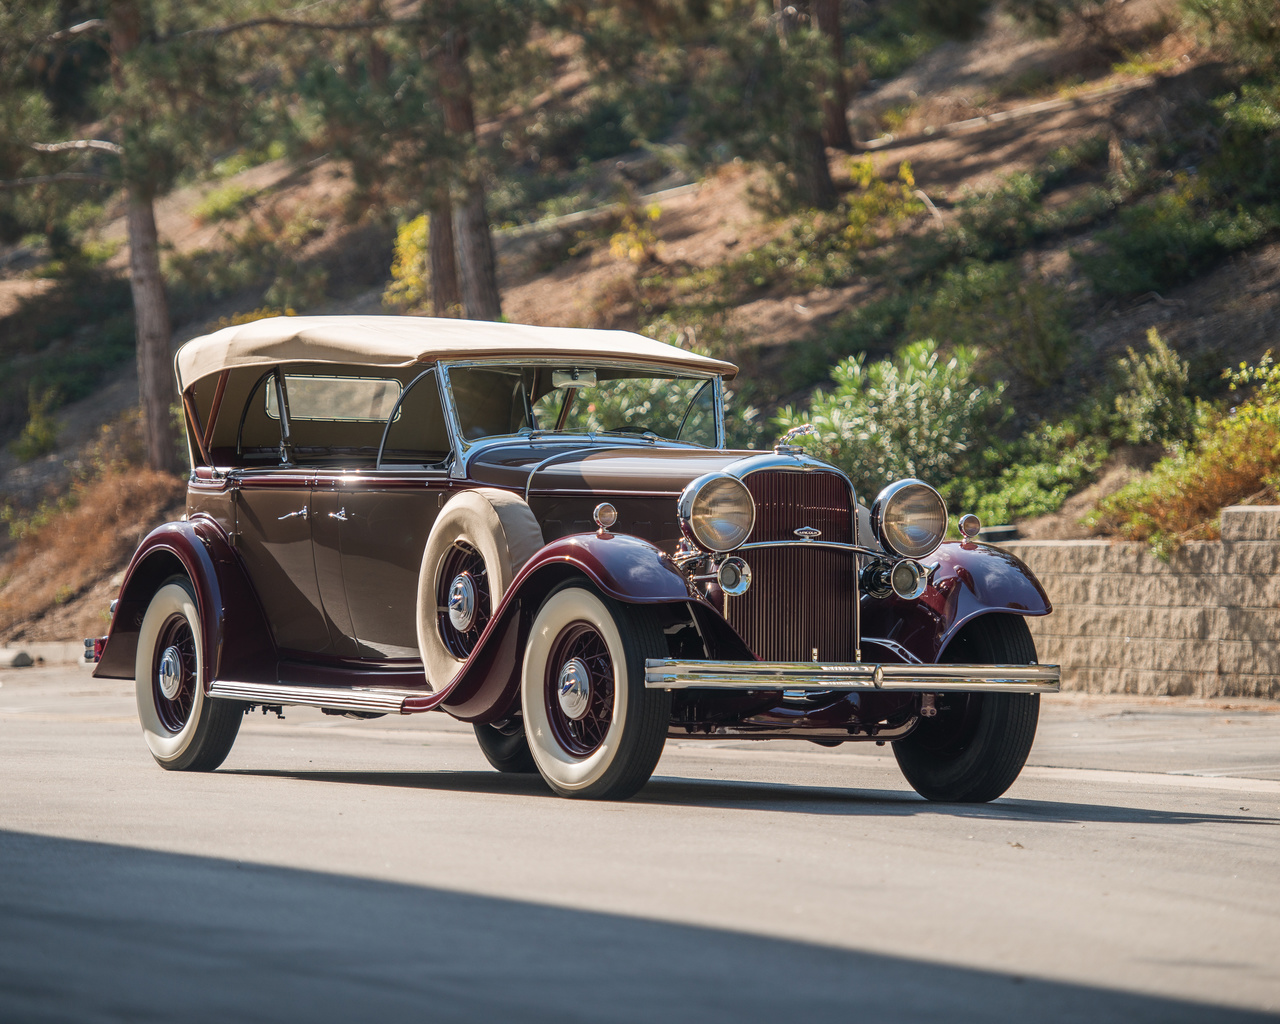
644 659 1060 693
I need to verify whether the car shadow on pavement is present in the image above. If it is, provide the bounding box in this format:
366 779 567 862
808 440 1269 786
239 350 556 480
218 768 1279 828
0 828 1273 1024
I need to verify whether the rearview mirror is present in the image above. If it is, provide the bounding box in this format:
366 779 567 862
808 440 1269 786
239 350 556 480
552 368 597 389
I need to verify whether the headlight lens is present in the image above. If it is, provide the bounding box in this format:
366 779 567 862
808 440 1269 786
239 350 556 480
872 479 947 559
678 474 756 552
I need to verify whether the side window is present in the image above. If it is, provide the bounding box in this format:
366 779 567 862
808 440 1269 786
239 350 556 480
380 371 451 466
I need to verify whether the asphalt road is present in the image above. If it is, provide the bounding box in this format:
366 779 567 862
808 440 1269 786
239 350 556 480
2 664 1278 1023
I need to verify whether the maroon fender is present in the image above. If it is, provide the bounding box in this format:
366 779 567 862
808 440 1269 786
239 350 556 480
93 514 276 688
860 539 1052 665
416 531 701 720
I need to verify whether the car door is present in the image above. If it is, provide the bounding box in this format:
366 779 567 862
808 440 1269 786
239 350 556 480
337 369 453 659
232 470 331 655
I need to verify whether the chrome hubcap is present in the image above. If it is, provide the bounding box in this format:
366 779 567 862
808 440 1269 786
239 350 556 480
447 573 476 632
157 646 184 700
556 657 592 720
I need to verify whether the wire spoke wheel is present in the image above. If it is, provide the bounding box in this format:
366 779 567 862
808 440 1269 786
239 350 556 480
152 614 198 733
543 621 615 757
134 577 243 772
436 541 492 659
521 582 672 800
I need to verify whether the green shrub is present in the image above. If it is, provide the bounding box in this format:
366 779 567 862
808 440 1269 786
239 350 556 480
1088 353 1280 555
10 387 60 461
1075 181 1274 297
1210 84 1280 203
905 259 1075 387
194 183 258 224
774 339 1005 496
1113 327 1196 446
943 420 1107 525
1183 0 1280 70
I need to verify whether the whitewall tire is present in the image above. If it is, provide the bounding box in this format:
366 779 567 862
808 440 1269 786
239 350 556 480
135 578 242 772
521 582 671 800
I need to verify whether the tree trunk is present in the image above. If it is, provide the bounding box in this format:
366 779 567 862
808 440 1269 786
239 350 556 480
429 188 462 317
436 25 502 321
792 127 839 209
110 0 180 474
774 0 839 210
813 0 853 151
451 183 501 320
125 182 179 474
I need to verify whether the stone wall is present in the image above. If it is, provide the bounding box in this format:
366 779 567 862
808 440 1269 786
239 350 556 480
1002 506 1280 699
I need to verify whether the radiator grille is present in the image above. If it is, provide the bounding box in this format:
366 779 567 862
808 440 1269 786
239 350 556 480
726 546 858 662
728 469 858 662
745 470 853 543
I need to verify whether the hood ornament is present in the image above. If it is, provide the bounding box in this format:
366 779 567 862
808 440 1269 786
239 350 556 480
775 424 817 454
794 526 821 540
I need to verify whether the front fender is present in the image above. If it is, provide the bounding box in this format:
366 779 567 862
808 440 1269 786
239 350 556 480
420 532 699 721
93 515 276 686
860 540 1052 664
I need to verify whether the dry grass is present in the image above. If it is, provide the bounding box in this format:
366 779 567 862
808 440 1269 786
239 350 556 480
0 468 185 640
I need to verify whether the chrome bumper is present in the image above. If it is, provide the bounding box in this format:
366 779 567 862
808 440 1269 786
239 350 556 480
643 659 1060 693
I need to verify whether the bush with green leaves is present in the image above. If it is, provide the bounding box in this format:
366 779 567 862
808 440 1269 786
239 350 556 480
1075 180 1274 297
774 339 1005 497
943 420 1107 526
10 386 60 461
1183 0 1280 71
1088 353 1280 556
905 259 1075 387
1113 327 1196 446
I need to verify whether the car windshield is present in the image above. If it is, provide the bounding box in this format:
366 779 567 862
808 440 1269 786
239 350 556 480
445 364 720 447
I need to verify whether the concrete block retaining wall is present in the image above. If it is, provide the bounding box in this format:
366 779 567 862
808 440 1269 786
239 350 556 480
1003 506 1280 699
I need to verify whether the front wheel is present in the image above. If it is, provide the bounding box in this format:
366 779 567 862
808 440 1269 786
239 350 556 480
135 578 243 772
521 582 672 799
892 614 1040 803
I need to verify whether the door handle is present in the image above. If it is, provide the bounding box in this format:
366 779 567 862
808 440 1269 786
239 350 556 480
328 507 349 522
277 506 308 521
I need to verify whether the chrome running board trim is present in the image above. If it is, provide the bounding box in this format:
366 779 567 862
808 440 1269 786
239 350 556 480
208 680 422 714
644 659 1060 693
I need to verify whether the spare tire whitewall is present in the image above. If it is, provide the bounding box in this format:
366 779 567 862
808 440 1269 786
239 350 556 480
521 583 672 799
416 488 543 689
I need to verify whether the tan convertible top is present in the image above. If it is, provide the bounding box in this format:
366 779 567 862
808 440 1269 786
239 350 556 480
175 315 737 388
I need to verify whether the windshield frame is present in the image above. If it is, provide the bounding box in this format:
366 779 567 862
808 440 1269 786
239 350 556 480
438 358 726 461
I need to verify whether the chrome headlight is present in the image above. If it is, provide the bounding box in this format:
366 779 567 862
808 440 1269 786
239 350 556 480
678 473 756 553
871 479 947 559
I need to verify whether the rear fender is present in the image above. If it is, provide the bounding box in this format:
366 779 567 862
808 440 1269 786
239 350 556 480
93 515 276 686
428 532 714 721
860 540 1052 665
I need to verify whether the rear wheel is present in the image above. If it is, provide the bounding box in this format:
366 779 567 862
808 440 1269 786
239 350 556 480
892 614 1040 803
521 582 671 799
135 578 243 772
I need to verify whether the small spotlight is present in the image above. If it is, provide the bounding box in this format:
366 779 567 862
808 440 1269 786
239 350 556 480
958 513 982 539
717 556 752 596
890 560 927 600
593 503 617 530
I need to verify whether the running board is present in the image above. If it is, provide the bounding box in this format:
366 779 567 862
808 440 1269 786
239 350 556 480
208 680 425 715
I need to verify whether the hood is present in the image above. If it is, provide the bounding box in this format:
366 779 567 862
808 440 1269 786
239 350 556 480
466 442 752 496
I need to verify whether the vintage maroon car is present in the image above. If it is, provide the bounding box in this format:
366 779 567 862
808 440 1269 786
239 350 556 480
90 315 1059 801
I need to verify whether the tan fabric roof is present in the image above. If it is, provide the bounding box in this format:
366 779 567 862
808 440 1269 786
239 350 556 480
174 315 737 388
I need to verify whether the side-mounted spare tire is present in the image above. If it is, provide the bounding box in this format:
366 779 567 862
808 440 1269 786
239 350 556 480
416 487 544 690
